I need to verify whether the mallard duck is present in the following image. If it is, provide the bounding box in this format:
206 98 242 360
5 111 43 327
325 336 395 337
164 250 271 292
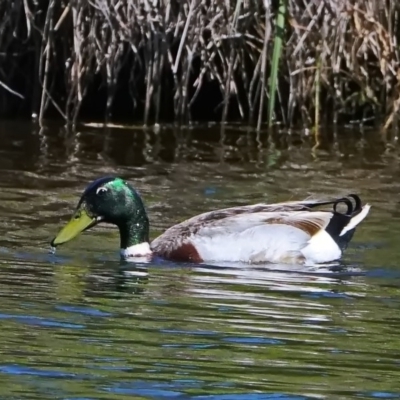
50 176 371 265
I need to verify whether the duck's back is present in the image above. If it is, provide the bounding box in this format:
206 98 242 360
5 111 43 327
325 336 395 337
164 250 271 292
150 195 370 265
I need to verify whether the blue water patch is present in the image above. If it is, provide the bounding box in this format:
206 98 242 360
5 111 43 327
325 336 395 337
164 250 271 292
204 187 217 195
46 253 72 264
218 306 233 313
152 299 169 306
104 382 182 399
0 364 78 379
359 392 400 399
160 329 218 336
105 383 311 400
173 379 201 385
162 343 216 350
21 302 36 308
108 387 183 397
0 313 85 329
56 304 112 317
190 343 216 349
222 336 284 345
330 349 348 354
301 291 352 299
366 268 400 279
328 328 348 334
104 379 203 398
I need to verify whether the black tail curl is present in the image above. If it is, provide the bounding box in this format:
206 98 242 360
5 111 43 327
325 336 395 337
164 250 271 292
306 194 362 217
332 194 362 216
325 194 364 251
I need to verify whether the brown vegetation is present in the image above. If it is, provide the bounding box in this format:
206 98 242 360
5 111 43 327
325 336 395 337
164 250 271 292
0 0 399 130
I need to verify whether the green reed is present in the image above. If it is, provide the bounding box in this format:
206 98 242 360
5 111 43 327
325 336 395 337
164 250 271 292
267 0 287 129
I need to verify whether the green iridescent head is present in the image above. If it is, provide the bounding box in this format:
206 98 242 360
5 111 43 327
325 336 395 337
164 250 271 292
51 176 149 249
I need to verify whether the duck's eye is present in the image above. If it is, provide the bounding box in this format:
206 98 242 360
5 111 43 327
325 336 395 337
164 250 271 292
96 187 108 195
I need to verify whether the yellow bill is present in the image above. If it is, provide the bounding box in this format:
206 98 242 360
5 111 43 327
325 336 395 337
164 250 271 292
51 208 97 247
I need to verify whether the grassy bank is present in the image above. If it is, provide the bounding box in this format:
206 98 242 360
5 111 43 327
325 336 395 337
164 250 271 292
1 0 399 130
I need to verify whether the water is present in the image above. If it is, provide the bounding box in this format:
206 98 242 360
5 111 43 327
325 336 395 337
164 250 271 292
0 120 400 399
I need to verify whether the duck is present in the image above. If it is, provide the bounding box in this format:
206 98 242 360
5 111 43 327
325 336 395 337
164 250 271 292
50 176 371 265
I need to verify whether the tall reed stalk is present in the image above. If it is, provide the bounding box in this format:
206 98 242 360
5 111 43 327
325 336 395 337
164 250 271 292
267 0 286 128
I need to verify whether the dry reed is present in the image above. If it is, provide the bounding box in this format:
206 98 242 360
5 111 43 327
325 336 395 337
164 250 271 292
0 0 399 130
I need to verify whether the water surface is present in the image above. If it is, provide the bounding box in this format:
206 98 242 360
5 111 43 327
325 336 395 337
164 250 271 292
0 121 399 399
